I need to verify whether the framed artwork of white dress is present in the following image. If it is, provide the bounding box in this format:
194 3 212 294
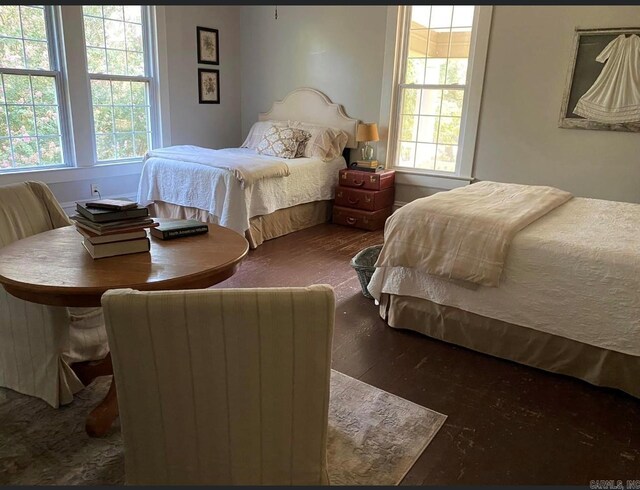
559 28 640 132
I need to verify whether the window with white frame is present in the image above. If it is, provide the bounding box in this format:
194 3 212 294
82 5 153 162
0 5 159 174
393 6 479 175
0 5 67 170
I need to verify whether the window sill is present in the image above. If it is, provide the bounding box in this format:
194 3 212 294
0 160 145 186
393 168 474 190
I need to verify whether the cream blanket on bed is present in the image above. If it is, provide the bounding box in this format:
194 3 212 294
145 146 290 187
375 181 573 287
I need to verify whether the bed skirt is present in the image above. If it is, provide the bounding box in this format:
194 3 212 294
148 200 332 249
379 293 640 398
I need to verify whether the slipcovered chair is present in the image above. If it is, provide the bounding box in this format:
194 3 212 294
101 285 335 485
0 181 109 407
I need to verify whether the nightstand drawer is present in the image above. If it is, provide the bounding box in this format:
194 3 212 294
339 168 395 190
335 186 394 211
332 205 392 231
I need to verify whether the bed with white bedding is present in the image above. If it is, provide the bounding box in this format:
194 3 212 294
137 88 359 247
138 147 346 235
369 181 640 397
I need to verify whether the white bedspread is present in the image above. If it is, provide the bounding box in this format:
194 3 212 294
137 148 346 234
369 197 640 356
146 146 290 186
375 181 572 286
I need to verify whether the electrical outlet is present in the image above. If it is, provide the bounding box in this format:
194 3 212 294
90 184 100 197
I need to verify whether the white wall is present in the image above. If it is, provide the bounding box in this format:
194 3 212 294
473 6 640 203
164 5 242 148
239 6 387 156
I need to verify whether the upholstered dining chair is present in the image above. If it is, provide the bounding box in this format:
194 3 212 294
101 285 335 485
0 181 109 407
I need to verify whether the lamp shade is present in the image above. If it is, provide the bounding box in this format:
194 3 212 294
356 123 379 142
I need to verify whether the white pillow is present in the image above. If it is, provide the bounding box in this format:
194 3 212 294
241 120 287 149
288 121 348 161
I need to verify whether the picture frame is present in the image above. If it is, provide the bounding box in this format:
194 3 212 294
559 27 640 132
198 68 220 104
197 26 219 65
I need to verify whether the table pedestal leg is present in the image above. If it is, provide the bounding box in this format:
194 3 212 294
72 353 119 437
85 376 119 437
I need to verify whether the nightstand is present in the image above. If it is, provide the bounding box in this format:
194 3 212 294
332 168 395 231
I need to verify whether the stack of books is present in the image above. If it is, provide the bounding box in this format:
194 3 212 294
350 160 385 172
71 199 157 259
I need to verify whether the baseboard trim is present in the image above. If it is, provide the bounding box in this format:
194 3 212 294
393 200 407 210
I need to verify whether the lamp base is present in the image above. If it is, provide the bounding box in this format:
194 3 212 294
361 143 374 161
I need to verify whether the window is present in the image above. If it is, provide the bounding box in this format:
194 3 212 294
82 5 153 162
391 6 487 176
0 5 160 175
0 6 66 170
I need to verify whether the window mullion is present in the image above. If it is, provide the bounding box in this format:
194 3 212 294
0 68 58 77
60 5 95 167
88 73 150 83
142 5 160 150
18 7 28 69
0 75 16 170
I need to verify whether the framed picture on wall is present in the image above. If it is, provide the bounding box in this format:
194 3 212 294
559 27 640 132
197 27 219 65
198 68 220 104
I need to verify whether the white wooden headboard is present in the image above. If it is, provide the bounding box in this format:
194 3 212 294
258 88 360 149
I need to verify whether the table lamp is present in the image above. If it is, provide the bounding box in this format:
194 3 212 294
356 123 379 161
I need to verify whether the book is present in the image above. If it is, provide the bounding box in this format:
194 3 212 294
349 164 383 173
76 202 149 223
85 198 139 211
354 160 379 168
149 220 209 240
77 227 148 245
72 215 158 234
82 237 151 259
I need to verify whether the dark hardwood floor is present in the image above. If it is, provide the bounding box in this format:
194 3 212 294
216 223 640 485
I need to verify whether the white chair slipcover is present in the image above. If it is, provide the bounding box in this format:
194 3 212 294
0 181 109 407
101 285 335 485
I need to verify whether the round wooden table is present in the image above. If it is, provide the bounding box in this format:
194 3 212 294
0 223 249 436
0 223 249 307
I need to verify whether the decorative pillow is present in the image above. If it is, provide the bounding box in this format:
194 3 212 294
241 120 288 149
256 125 310 159
288 121 349 161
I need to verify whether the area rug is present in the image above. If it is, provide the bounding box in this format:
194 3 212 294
0 370 446 485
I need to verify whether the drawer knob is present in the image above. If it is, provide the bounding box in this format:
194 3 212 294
348 197 359 205
352 180 364 187
346 217 357 225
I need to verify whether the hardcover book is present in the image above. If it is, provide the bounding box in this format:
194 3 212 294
82 237 151 259
85 199 139 211
354 160 379 168
77 227 148 245
150 220 209 240
72 215 158 234
348 164 381 173
76 202 149 223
